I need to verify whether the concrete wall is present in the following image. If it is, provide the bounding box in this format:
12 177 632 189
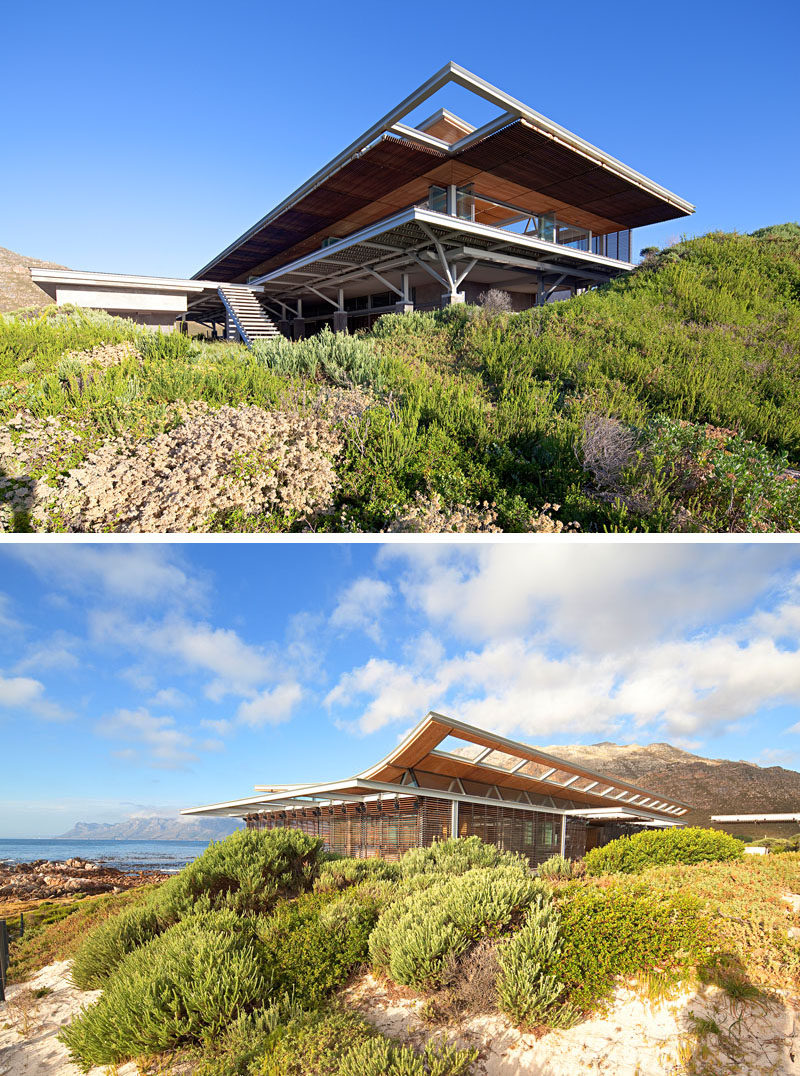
54 286 183 332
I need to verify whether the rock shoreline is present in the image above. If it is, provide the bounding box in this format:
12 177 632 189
0 857 169 900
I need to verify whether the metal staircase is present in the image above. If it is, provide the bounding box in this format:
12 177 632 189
217 284 281 346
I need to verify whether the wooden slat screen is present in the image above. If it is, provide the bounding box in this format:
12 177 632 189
245 796 424 860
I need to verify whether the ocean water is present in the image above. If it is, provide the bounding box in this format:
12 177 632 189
0 838 212 874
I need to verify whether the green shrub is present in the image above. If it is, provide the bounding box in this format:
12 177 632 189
138 329 193 362
583 827 744 875
338 1039 478 1076
400 836 529 878
252 327 384 390
315 856 400 892
69 827 325 992
253 1007 378 1076
496 896 571 1028
70 902 164 988
369 866 543 989
258 886 382 1008
551 882 712 1010
196 999 304 1076
60 911 271 1069
158 827 325 918
537 855 573 879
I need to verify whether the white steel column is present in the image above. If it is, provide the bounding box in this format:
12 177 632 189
451 800 459 838
560 814 567 856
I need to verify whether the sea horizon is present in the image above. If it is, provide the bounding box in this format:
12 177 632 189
0 837 215 873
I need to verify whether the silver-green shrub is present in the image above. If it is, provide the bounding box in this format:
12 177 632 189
338 1038 478 1076
537 854 573 879
400 835 529 878
314 856 399 892
70 903 164 989
495 895 573 1027
252 326 384 389
59 911 272 1069
368 866 544 989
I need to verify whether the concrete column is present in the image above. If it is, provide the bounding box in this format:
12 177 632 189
440 292 465 307
278 319 290 337
292 318 305 340
333 310 348 333
394 301 414 314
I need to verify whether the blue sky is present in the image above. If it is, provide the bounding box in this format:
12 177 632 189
2 0 797 277
3 541 800 836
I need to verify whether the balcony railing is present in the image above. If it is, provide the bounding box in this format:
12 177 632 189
416 186 632 263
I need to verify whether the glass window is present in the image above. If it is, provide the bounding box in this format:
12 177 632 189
538 213 556 243
456 185 475 221
428 185 447 213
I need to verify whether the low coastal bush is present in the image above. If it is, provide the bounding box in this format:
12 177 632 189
159 827 324 918
258 886 388 1008
537 854 573 880
338 1039 478 1076
69 828 325 993
400 835 529 878
369 866 543 989
551 883 712 1010
252 327 384 389
71 902 164 988
495 896 570 1027
60 911 271 1068
314 856 399 892
584 827 744 875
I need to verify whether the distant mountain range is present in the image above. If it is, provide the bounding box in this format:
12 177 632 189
539 741 800 836
57 816 243 841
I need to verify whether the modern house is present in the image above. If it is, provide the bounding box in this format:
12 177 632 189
30 63 693 343
182 713 689 865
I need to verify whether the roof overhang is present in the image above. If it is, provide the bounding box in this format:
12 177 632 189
30 267 238 295
194 62 694 283
182 712 691 823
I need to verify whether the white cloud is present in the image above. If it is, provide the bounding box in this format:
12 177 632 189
325 619 800 743
237 683 303 727
6 546 203 604
14 632 80 674
147 687 189 709
97 708 196 768
0 594 21 631
384 544 794 651
92 611 275 700
330 577 392 642
201 718 234 736
0 671 69 720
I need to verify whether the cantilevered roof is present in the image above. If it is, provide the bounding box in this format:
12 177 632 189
194 62 694 284
182 713 690 822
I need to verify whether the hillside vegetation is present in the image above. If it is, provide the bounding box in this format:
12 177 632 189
5 828 792 1075
1 224 799 533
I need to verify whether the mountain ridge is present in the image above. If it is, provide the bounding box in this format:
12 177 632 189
57 815 243 841
537 740 800 834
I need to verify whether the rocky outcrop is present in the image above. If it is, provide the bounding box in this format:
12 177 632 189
0 858 168 900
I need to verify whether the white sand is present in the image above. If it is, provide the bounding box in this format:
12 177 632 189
342 972 800 1075
0 961 137 1076
3 960 797 1075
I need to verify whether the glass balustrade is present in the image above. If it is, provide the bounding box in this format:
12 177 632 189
415 185 632 262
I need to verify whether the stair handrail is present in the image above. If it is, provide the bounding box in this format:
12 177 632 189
217 287 254 347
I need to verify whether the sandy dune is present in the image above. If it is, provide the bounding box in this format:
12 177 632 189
343 971 800 1075
0 961 136 1076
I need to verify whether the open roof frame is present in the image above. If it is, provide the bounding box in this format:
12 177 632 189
194 62 694 281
